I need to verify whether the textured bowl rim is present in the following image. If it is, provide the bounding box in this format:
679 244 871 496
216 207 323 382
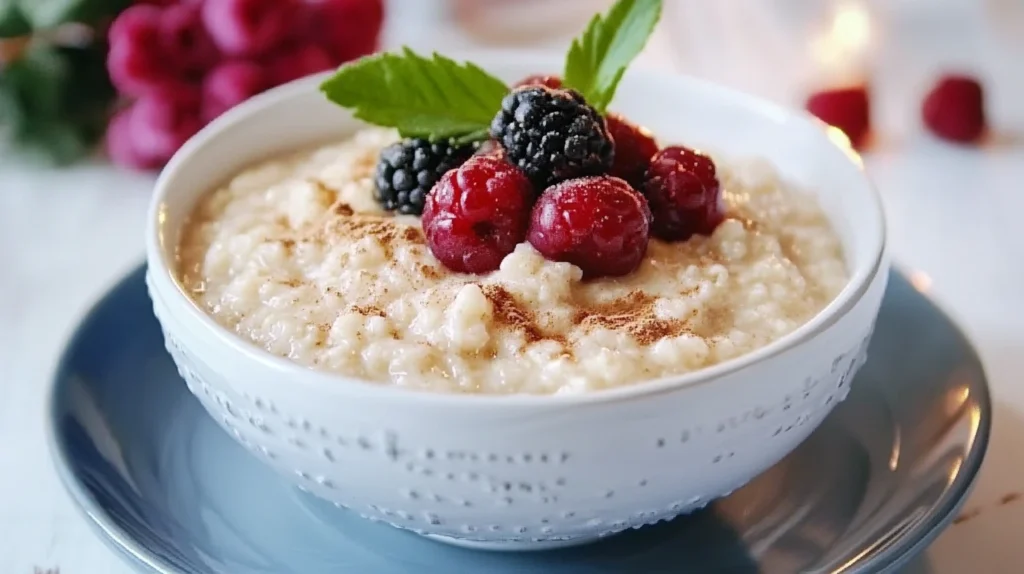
145 48 887 406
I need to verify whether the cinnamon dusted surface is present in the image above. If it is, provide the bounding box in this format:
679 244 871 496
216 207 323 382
177 128 848 394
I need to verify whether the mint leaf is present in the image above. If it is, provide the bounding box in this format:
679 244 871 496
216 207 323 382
563 0 662 113
320 48 509 142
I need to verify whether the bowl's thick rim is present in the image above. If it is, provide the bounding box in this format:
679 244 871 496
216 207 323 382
145 48 888 406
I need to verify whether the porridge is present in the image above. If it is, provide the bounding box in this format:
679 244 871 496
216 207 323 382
177 128 848 395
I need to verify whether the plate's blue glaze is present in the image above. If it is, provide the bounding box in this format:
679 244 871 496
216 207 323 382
47 266 991 574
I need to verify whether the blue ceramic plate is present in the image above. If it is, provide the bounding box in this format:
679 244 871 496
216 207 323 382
48 266 990 574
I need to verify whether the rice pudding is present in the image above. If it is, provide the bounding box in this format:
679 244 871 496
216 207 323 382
177 128 848 395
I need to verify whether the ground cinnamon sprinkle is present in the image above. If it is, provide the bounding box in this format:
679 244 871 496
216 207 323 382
626 318 690 345
481 284 548 344
352 305 385 317
474 286 710 349
403 227 424 242
315 214 424 259
572 291 694 345
420 264 442 280
572 291 653 326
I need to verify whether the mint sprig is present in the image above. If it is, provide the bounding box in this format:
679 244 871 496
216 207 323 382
320 0 663 143
563 0 662 113
320 48 509 144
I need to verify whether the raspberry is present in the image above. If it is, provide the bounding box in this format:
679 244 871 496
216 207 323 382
108 4 162 46
805 86 871 149
922 74 986 144
201 0 299 58
129 86 204 164
605 113 658 187
265 42 334 86
308 0 384 62
528 176 651 278
158 2 219 75
642 146 724 241
490 86 614 188
514 75 563 89
422 156 533 274
201 61 267 122
107 6 172 96
106 106 164 170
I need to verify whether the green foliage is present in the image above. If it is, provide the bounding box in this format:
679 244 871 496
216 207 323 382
2 0 129 33
0 2 31 38
0 0 126 164
0 42 114 165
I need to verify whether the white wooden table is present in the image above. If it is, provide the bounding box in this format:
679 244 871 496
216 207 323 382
2 0 1022 571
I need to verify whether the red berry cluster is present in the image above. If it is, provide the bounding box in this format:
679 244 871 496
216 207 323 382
105 0 384 170
805 73 987 149
422 75 724 279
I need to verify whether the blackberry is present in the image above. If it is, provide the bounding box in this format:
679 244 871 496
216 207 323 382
374 138 476 215
489 86 614 188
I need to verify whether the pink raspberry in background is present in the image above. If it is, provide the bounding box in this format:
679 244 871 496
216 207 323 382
309 0 385 61
159 3 220 75
922 74 987 144
202 61 266 122
106 107 166 170
266 43 334 86
105 0 387 170
109 4 163 45
805 86 871 149
202 0 299 58
129 86 204 163
107 6 172 97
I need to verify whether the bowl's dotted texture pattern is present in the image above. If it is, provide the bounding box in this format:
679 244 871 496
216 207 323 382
151 272 874 546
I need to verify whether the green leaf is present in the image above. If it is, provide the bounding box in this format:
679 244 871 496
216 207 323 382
563 0 662 113
0 43 114 165
2 43 66 120
17 0 129 29
320 48 509 142
0 1 30 37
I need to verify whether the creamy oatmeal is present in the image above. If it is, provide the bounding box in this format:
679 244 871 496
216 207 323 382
177 128 848 394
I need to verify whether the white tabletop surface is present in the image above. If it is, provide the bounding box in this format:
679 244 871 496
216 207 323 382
2 1 1023 572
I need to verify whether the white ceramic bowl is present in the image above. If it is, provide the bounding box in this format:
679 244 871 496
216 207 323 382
145 51 888 550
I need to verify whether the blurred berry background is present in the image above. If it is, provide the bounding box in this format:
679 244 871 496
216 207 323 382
0 0 386 168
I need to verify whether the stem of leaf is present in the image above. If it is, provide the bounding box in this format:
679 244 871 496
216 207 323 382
451 128 491 145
